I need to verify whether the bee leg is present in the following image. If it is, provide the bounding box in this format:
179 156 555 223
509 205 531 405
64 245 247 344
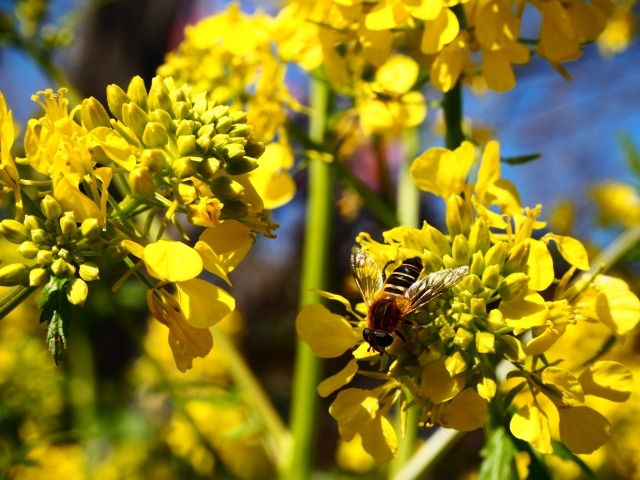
381 260 394 282
396 330 407 343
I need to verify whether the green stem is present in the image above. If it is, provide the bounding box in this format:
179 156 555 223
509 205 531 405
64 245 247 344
0 285 37 321
284 76 332 480
442 81 465 150
212 325 290 467
589 223 640 275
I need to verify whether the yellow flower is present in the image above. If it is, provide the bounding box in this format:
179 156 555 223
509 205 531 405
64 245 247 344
187 196 224 227
0 92 22 219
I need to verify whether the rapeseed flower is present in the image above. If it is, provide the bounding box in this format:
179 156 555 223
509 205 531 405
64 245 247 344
297 140 638 461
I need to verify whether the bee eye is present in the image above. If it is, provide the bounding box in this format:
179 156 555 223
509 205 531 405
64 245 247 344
374 331 393 347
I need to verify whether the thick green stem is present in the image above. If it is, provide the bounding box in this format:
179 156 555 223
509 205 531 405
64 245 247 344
284 77 332 479
442 81 465 150
0 286 37 321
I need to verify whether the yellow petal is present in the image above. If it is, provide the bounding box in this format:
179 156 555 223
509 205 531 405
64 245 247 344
510 403 553 454
541 366 584 405
176 279 235 328
545 234 590 271
120 239 145 259
420 357 465 404
578 361 634 402
375 55 419 95
330 387 380 440
411 142 475 198
318 358 359 398
198 221 254 274
475 140 500 201
144 240 203 282
420 8 459 54
365 2 408 30
296 303 359 358
359 415 398 463
558 406 610 454
194 240 232 286
500 290 548 328
525 239 554 291
53 173 104 224
482 50 517 92
439 388 488 431
593 276 640 336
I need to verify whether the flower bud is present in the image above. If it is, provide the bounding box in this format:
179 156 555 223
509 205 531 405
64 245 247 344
18 241 39 259
31 228 49 245
79 262 100 281
177 135 196 156
484 242 507 269
468 218 491 254
172 101 190 120
148 81 173 113
453 327 473 349
445 350 469 376
148 107 173 131
452 234 471 266
67 277 88 306
481 264 500 290
229 124 252 138
470 297 487 316
215 115 233 134
106 84 131 122
36 249 53 265
129 165 156 196
196 136 212 154
51 258 71 277
220 200 249 219
81 97 111 130
127 75 148 111
59 212 77 237
487 309 505 330
221 143 246 161
140 149 167 172
212 105 229 120
142 122 169 148
104 241 128 262
212 134 230 150
469 251 485 277
503 241 530 276
41 195 62 220
29 267 49 286
498 272 530 300
122 102 150 138
0 263 30 286
193 98 208 117
224 156 259 175
197 158 221 180
245 141 265 158
197 123 215 139
422 250 444 272
446 194 471 238
171 158 196 179
81 218 101 240
423 223 451 257
210 177 245 201
177 182 198 204
476 332 495 354
200 109 215 125
176 119 194 136
229 110 247 123
0 219 29 243
24 215 44 231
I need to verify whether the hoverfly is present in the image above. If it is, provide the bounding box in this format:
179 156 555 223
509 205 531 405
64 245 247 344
351 247 469 355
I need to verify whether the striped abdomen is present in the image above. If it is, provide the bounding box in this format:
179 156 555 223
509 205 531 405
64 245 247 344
382 257 422 296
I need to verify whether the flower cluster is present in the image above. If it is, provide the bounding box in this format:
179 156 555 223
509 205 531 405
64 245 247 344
297 140 638 463
0 74 282 369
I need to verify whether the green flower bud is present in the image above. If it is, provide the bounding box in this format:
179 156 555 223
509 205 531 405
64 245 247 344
0 219 29 243
445 350 469 376
245 141 265 159
127 75 148 111
36 249 53 265
470 297 487 316
81 97 111 130
142 122 169 148
229 110 248 123
481 264 501 290
129 165 156 196
31 229 49 245
469 251 485 278
503 241 530 276
200 109 215 125
215 115 233 134
41 195 62 220
198 123 215 139
221 143 246 161
67 277 88 306
496 335 525 363
106 84 131 122
211 176 245 201
18 241 39 259
140 149 167 172
148 108 173 131
498 272 530 300
176 119 194 136
196 136 212 154
224 156 259 175
122 102 150 138
212 105 229 120
423 223 451 257
51 258 70 277
148 81 172 113
79 262 100 282
81 218 101 240
58 248 70 261
172 101 190 120
487 309 505 330
0 263 30 286
212 134 230 150
104 241 128 262
484 242 507 269
452 234 471 266
422 250 444 273
468 218 491 254
453 327 473 350
228 136 247 146
197 158 221 180
221 200 250 219
171 158 196 179
24 215 44 231
59 212 77 237
177 135 197 156
193 98 208 117
228 124 252 138
29 267 49 287
446 194 471 238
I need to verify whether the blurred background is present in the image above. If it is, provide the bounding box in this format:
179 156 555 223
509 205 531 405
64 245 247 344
1 0 640 478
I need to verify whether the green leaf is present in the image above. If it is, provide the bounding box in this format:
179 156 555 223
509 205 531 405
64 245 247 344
38 276 74 365
479 427 519 480
501 154 541 166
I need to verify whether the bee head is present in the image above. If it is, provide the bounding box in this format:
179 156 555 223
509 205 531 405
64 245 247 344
363 328 393 355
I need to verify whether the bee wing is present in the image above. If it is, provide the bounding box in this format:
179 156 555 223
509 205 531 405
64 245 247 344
406 266 469 312
350 247 383 307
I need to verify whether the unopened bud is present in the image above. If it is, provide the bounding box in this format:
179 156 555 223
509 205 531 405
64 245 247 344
171 158 196 179
127 75 148 111
445 350 469 376
470 297 487 316
41 195 62 220
498 272 529 300
221 143 245 161
81 218 101 240
176 119 194 136
31 229 48 245
468 218 491 253
59 212 77 237
106 84 131 122
122 102 150 138
148 108 173 131
196 136 212 154
148 80 172 112
36 249 53 265
446 194 471 237
81 97 111 130
51 258 70 277
215 115 233 134
212 134 230 150
142 122 169 148
423 224 451 257
197 158 221 180
0 263 30 286
24 215 44 231
177 135 196 156
212 105 229 120
245 141 265 158
229 110 247 123
224 156 259 175
503 241 530 276
453 327 473 350
0 219 29 243
210 177 245 201
228 124 252 138
172 101 190 120
79 262 100 281
129 165 156 196
481 264 500 290
487 309 505 330
469 251 485 277
220 200 249 219
67 277 88 306
452 234 471 266
18 241 39 259
29 267 49 286
140 149 167 172
476 332 495 354
484 241 507 269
